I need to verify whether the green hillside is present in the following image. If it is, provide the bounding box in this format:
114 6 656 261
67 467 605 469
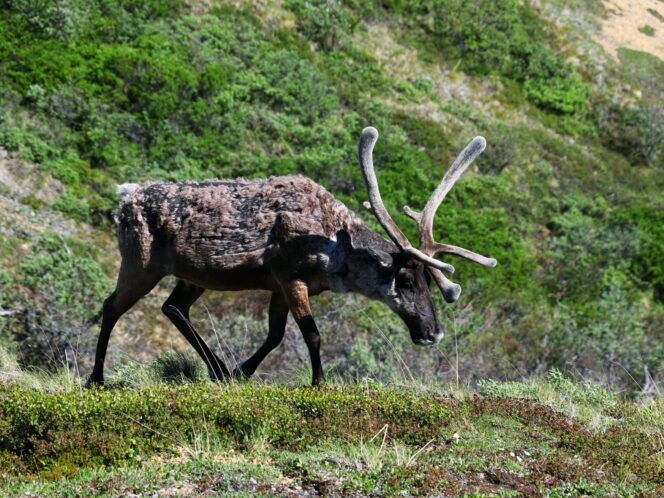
0 356 662 495
0 0 663 392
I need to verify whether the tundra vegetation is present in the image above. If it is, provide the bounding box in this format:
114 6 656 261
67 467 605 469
0 0 663 494
0 352 662 495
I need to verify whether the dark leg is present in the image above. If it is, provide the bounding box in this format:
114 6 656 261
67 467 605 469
281 280 325 386
234 291 289 379
88 267 161 386
161 279 230 380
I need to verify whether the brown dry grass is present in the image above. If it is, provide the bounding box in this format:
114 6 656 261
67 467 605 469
595 0 664 60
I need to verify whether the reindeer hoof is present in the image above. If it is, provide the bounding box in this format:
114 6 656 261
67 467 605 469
85 375 104 389
206 367 224 382
232 361 249 381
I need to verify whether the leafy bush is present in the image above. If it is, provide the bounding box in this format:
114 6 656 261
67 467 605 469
543 279 655 387
15 234 112 367
543 200 638 302
371 0 590 114
638 25 655 37
596 100 664 167
1 0 86 40
598 48 664 167
475 124 516 175
285 0 356 50
522 47 589 114
611 203 664 301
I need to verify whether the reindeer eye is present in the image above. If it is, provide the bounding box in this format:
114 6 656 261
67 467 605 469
397 270 415 289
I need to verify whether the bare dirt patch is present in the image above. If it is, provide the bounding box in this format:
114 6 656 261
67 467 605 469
595 0 664 60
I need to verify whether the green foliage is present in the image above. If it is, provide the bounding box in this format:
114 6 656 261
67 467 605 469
0 376 660 494
370 0 589 115
1 0 87 40
544 279 653 386
474 124 516 176
478 368 616 406
597 100 664 167
0 0 662 392
543 198 637 301
21 234 110 318
285 0 356 50
14 233 112 366
0 382 453 477
611 203 664 301
522 47 589 114
598 48 664 168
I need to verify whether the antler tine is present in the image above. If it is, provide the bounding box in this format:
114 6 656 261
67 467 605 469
407 136 486 252
428 267 461 303
358 127 411 251
433 242 497 268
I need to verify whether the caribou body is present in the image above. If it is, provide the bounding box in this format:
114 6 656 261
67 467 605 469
88 128 496 386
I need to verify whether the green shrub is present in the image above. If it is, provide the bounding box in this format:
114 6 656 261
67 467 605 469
611 203 664 301
0 383 455 477
543 201 638 302
522 47 589 114
1 0 87 40
474 124 516 175
52 191 91 221
285 0 356 50
16 234 112 367
543 278 654 388
377 0 590 114
605 101 662 167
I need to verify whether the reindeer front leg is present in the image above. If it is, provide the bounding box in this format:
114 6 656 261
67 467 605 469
281 280 325 386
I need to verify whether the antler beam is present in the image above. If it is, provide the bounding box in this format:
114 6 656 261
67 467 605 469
358 127 497 302
403 135 487 253
358 127 455 274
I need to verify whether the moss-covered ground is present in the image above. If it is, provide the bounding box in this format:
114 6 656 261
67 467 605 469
0 360 662 496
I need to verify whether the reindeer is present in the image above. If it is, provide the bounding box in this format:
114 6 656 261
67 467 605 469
87 127 496 387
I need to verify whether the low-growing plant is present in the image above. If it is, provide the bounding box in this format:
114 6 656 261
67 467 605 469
14 233 112 368
597 99 664 167
285 0 356 50
148 352 207 384
0 370 660 494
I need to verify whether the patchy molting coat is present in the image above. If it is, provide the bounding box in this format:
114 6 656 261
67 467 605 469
115 175 380 295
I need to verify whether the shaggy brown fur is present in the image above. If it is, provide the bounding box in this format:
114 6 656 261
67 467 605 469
117 175 365 289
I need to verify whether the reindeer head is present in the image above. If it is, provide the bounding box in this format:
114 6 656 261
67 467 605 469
357 127 497 345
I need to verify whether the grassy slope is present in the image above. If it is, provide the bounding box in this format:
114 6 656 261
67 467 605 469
1 2 663 496
0 360 662 496
0 0 662 440
0 0 662 389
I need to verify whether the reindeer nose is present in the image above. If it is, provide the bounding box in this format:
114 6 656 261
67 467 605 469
428 326 444 345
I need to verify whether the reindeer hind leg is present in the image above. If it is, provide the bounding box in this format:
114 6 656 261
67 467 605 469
161 279 230 381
